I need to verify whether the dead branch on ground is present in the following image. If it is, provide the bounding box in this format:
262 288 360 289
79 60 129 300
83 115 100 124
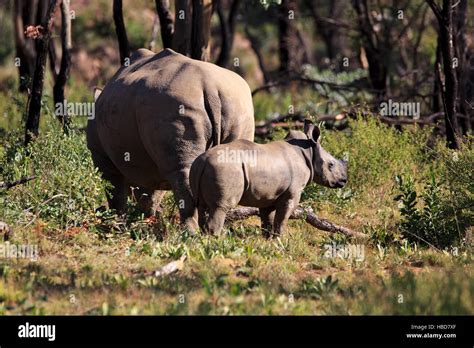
226 206 367 239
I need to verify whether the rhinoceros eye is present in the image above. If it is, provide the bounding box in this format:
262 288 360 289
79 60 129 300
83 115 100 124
328 162 334 171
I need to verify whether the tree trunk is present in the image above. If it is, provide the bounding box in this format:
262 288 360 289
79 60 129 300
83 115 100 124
427 0 460 148
53 0 72 131
352 0 389 99
440 0 460 148
306 0 344 65
191 0 213 61
148 14 160 51
432 37 442 113
365 47 389 99
155 0 174 49
216 0 241 67
38 0 58 83
172 0 193 55
24 0 58 145
278 0 298 74
48 39 58 82
454 0 470 135
13 0 37 91
245 26 270 83
113 0 130 66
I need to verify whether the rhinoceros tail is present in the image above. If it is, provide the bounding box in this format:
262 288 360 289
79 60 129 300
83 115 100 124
190 155 206 207
204 92 221 147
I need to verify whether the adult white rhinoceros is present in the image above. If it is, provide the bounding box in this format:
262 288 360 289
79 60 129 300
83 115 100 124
87 48 255 230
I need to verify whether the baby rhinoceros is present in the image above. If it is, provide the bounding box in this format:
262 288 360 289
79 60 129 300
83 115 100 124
190 120 348 237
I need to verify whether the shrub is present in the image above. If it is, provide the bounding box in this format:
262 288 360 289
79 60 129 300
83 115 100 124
435 137 474 231
392 136 473 249
394 169 472 249
395 174 452 248
322 114 430 188
302 114 430 207
0 124 107 229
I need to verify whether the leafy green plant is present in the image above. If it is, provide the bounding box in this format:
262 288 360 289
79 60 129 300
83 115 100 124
365 224 402 248
300 115 431 212
298 275 339 299
394 174 462 248
0 124 107 229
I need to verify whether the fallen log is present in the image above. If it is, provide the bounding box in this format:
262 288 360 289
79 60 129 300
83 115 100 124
251 76 376 96
255 113 347 137
226 206 367 239
254 111 453 138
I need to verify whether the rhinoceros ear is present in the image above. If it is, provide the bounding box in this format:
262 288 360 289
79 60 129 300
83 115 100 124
93 87 103 102
304 120 320 145
312 125 321 143
304 119 314 138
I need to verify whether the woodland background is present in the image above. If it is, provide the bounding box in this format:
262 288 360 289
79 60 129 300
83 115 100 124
0 0 472 315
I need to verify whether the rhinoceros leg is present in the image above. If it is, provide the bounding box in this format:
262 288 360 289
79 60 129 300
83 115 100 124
272 194 300 237
197 203 208 233
170 171 199 231
89 149 128 214
133 187 165 217
103 172 128 215
260 207 276 238
205 206 227 236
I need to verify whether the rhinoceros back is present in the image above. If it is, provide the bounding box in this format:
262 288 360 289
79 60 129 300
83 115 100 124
88 48 254 190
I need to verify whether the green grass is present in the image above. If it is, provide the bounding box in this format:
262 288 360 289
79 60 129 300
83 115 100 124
0 103 472 315
0 219 471 315
0 52 472 315
0 0 472 316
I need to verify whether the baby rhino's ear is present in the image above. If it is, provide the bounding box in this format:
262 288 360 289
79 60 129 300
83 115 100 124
93 87 103 102
304 120 320 145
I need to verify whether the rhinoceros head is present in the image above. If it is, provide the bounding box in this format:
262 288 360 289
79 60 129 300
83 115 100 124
304 120 348 188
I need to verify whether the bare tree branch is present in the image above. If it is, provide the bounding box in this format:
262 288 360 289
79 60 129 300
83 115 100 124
426 0 442 21
251 75 376 96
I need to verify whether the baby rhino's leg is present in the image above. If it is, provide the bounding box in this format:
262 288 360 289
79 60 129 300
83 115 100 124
201 167 244 236
272 194 300 237
259 207 275 238
197 203 208 233
205 206 227 236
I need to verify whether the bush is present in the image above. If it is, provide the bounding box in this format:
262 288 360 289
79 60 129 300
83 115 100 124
393 137 473 249
0 124 107 229
323 114 430 188
302 114 430 208
436 137 474 230
394 152 473 249
394 174 456 248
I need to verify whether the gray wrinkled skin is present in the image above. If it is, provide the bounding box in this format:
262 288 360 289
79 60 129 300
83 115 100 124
190 120 348 237
87 48 255 230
